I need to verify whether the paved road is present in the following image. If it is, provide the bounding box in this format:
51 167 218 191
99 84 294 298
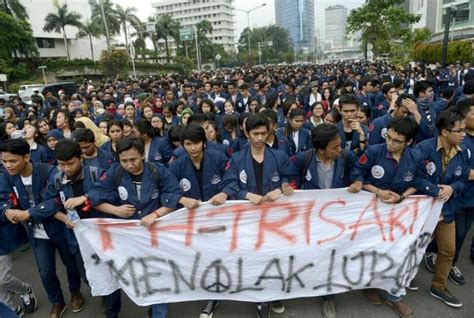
11 230 474 318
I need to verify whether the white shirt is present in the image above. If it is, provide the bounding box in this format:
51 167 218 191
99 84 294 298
21 175 50 240
292 130 300 152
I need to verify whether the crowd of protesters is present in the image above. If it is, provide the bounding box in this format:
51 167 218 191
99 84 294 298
0 60 473 318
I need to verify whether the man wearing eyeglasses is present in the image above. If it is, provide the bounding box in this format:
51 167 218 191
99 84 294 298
350 117 439 318
416 108 469 309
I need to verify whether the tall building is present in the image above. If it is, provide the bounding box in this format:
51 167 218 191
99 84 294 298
20 0 107 60
407 0 438 32
152 0 235 52
324 5 348 50
275 0 316 54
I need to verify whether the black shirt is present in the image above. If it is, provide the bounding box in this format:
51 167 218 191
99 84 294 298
252 157 264 196
193 163 204 199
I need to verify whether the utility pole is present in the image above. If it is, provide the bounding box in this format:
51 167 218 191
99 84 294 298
194 26 201 71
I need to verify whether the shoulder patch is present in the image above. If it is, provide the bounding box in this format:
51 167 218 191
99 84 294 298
225 160 231 170
358 154 368 165
368 123 374 132
99 171 107 181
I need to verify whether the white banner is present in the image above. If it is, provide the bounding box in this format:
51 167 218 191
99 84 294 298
74 189 443 306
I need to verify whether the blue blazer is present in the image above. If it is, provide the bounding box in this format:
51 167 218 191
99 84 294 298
0 163 65 246
169 150 228 201
88 162 183 219
415 138 470 222
293 149 357 189
220 147 296 200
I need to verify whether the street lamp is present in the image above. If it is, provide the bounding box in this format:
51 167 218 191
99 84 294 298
235 3 267 63
38 66 47 84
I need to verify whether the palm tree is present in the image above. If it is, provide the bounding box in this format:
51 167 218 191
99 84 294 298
196 19 213 37
196 19 214 61
0 0 28 20
115 4 140 50
77 19 101 60
43 0 82 60
88 0 119 50
155 14 180 64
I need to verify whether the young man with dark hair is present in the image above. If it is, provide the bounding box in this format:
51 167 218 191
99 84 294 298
350 117 439 317
26 139 107 285
0 139 83 318
220 114 296 318
357 77 373 110
73 128 115 170
0 154 37 316
87 137 192 318
291 123 357 318
368 94 421 145
169 124 229 318
416 109 469 308
424 99 474 287
373 83 396 120
336 94 368 154
414 80 438 141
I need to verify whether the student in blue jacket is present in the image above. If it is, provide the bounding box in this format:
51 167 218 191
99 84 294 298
220 114 295 318
169 125 229 318
133 119 174 165
169 125 229 204
260 109 293 157
87 137 196 318
0 175 37 316
415 109 469 309
335 94 368 155
368 94 414 145
277 108 312 154
22 123 49 163
293 123 357 190
26 139 106 283
291 123 357 318
74 128 115 170
350 117 439 318
0 139 83 317
172 114 230 159
451 99 474 284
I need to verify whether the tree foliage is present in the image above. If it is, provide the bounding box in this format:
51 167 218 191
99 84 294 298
0 0 28 20
76 19 102 60
0 11 37 60
115 4 141 50
237 25 293 64
43 0 82 60
412 41 471 64
347 0 420 58
100 49 129 77
154 14 181 64
88 0 120 35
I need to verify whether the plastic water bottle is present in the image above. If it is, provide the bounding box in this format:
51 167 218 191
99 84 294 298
67 209 80 224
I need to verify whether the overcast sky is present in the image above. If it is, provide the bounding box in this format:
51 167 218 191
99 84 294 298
114 0 364 42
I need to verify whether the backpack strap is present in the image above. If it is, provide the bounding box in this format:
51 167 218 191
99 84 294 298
301 149 314 182
114 164 123 187
88 166 99 184
37 162 50 186
53 171 62 193
147 162 161 186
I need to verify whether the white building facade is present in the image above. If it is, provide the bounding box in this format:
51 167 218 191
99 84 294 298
407 0 474 42
152 0 235 52
20 0 107 60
